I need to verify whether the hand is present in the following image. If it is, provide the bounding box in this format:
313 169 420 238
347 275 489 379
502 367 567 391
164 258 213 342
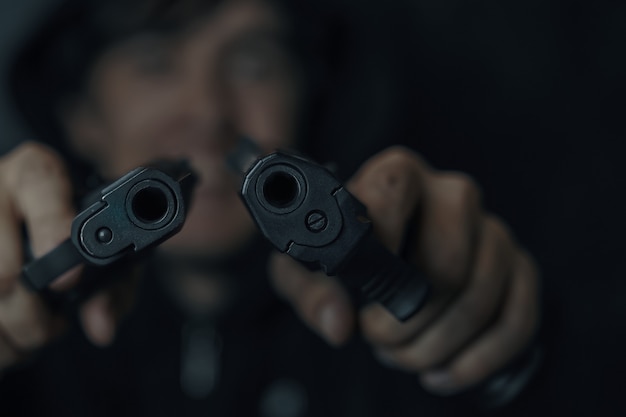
0 142 135 374
269 146 540 394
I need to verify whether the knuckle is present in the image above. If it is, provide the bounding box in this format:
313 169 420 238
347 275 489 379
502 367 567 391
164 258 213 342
505 304 537 346
437 172 482 210
413 355 439 372
299 294 325 325
361 324 390 346
453 353 490 385
354 146 424 196
430 246 468 281
378 146 422 169
8 316 51 351
517 249 540 283
394 343 440 372
484 215 514 246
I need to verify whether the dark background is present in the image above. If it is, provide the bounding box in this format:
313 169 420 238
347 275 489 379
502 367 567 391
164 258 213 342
0 0 61 154
1 0 625 415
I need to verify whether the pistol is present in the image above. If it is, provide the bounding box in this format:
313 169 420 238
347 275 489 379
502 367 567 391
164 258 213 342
22 160 196 292
233 146 430 321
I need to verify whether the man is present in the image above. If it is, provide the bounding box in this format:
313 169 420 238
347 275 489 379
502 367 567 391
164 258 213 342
0 0 539 415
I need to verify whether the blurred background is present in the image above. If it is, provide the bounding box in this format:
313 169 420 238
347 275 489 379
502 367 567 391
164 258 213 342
0 0 625 415
0 0 61 154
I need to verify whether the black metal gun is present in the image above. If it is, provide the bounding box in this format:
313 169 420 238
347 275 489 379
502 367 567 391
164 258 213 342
22 160 196 292
234 148 430 321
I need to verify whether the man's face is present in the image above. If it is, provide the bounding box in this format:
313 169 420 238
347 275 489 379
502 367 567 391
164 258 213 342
65 0 301 258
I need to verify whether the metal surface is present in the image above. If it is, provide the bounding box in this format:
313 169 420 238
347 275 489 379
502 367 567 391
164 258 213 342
22 159 196 291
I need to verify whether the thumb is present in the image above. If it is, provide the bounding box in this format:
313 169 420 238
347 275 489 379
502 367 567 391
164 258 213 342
78 265 142 347
79 292 116 347
270 252 355 346
346 147 427 254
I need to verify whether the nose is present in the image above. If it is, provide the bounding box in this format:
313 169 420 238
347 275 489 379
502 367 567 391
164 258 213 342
175 63 238 154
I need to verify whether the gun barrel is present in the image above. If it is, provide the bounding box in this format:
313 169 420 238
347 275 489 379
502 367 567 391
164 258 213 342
22 160 196 291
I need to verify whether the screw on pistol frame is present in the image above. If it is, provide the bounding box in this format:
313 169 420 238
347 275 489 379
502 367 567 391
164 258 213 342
305 210 328 233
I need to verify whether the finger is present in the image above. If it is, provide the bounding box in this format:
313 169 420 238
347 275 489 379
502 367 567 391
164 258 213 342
0 284 65 350
0 331 20 370
0 188 23 297
376 216 515 369
415 172 482 290
3 142 81 289
420 251 539 394
79 292 116 347
270 252 355 346
347 146 427 253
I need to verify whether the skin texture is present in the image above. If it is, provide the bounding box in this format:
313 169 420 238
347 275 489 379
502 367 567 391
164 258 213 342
0 0 539 395
270 147 539 393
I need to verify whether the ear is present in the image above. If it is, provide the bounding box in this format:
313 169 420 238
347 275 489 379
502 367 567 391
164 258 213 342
59 97 110 167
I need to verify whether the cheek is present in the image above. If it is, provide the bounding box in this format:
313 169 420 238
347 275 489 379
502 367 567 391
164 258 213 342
98 87 185 175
